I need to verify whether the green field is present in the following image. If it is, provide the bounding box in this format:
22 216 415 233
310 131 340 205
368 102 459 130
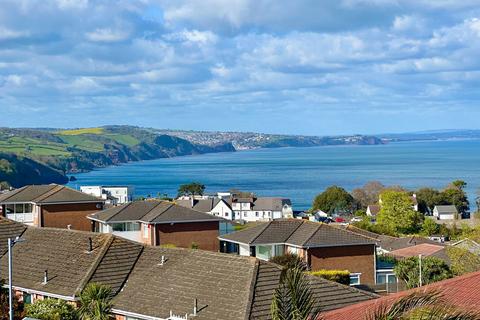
0 137 71 157
57 135 105 152
105 133 139 146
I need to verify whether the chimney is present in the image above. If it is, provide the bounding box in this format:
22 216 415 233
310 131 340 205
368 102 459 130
43 270 48 284
190 197 194 208
88 237 93 253
193 298 198 316
67 224 72 230
159 255 166 266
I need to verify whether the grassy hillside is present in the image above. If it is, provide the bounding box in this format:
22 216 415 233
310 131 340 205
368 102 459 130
0 126 235 188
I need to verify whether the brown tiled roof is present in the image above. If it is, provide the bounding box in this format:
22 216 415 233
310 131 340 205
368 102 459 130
367 205 381 215
0 217 27 255
389 243 445 259
379 235 444 252
249 261 377 319
89 200 222 224
220 219 376 248
0 184 102 204
323 270 480 320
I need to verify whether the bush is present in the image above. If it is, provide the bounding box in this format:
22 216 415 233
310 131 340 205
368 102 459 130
270 253 306 270
308 269 350 285
25 298 77 320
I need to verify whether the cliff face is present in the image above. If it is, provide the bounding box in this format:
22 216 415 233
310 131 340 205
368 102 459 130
0 153 68 188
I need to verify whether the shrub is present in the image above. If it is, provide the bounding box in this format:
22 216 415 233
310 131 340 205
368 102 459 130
308 269 350 285
159 244 177 248
190 242 199 249
25 298 77 320
270 253 306 270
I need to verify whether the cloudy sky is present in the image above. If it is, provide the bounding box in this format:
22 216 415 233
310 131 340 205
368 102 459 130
1 0 479 135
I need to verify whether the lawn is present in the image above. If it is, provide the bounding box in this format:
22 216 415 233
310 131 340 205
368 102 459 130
106 134 139 146
57 135 105 152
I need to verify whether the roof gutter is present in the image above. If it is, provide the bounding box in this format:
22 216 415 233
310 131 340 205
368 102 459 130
112 309 165 320
2 284 76 301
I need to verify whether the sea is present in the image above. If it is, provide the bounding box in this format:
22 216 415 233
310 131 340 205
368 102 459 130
67 139 480 211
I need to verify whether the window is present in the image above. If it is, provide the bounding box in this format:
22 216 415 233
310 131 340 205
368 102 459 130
112 222 140 232
5 204 14 214
23 293 32 304
143 224 149 238
256 245 272 260
349 273 361 286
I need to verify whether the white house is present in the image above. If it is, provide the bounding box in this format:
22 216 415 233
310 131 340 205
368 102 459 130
231 197 293 222
80 186 133 205
433 205 458 220
177 198 234 220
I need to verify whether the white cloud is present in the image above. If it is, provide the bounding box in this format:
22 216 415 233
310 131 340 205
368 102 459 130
0 27 29 40
86 28 130 42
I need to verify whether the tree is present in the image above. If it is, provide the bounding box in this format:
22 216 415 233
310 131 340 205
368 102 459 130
312 186 354 214
415 187 444 214
177 182 205 197
394 256 452 289
351 181 385 209
367 291 480 320
0 280 23 320
25 298 77 320
77 283 113 320
271 266 320 320
421 218 440 236
376 190 423 235
443 182 470 214
446 247 480 276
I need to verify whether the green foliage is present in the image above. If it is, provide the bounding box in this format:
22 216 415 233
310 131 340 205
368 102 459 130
177 182 206 197
0 279 23 320
443 183 470 214
377 190 423 235
271 267 320 320
415 187 444 214
25 298 77 320
77 283 113 320
270 254 306 270
312 185 355 214
308 270 350 285
421 218 440 236
394 256 452 289
159 244 177 248
377 254 398 265
446 246 480 276
354 209 367 217
367 291 480 320
351 181 385 209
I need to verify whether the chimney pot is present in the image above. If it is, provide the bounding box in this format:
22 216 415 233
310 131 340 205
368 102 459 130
43 270 48 284
193 298 198 316
88 237 93 252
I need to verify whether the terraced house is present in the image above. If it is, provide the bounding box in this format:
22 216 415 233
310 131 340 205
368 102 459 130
0 217 377 320
219 219 377 286
0 184 104 231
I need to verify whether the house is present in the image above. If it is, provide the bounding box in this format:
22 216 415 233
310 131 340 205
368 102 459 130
388 243 447 260
433 205 458 220
0 184 104 231
178 194 294 222
219 219 377 286
231 197 294 221
0 217 377 320
88 200 223 251
323 270 480 320
451 238 480 255
366 205 380 217
80 185 133 205
176 197 234 220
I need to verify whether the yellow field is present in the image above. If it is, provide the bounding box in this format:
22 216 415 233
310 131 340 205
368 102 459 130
58 127 104 135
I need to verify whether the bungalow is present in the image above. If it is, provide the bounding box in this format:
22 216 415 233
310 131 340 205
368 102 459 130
219 219 377 286
0 217 377 320
0 184 104 231
433 205 458 220
88 200 223 251
80 185 133 205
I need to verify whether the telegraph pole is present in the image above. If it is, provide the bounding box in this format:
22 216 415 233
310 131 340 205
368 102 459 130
419 254 423 287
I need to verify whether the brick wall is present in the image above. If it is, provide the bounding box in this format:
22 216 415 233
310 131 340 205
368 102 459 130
308 244 376 286
155 221 219 251
41 202 103 231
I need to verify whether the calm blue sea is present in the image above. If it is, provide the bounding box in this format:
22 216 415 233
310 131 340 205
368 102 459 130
68 139 480 210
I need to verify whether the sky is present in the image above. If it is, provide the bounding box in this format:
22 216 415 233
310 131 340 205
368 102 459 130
0 0 480 135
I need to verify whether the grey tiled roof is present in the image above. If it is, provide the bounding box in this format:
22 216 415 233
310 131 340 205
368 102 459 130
89 200 222 224
220 219 376 248
0 184 102 204
0 217 27 255
112 247 257 320
253 198 291 211
176 198 225 212
249 261 378 319
434 205 458 214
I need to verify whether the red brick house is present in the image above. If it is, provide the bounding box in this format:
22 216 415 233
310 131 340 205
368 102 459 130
0 184 104 231
88 200 223 251
219 219 377 286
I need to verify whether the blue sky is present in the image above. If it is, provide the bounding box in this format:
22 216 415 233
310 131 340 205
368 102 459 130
0 0 480 135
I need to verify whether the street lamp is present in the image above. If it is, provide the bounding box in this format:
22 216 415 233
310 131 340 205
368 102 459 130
8 236 25 320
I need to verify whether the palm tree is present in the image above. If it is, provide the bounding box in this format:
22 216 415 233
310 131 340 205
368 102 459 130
77 283 113 320
367 291 480 320
271 266 320 320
